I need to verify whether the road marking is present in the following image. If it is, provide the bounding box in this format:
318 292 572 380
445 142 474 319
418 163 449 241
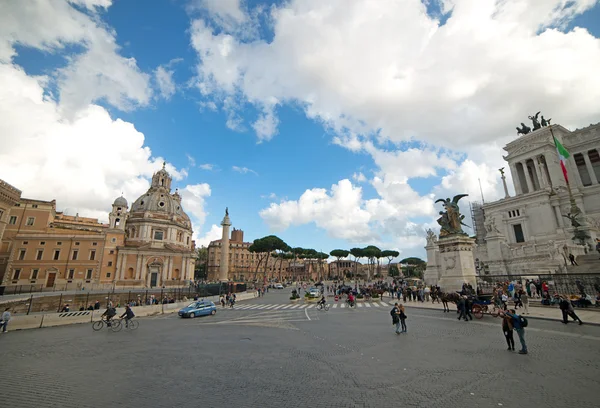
372 303 380 307
305 307 311 321
365 303 371 308
299 305 308 309
281 305 292 309
332 304 338 308
340 304 345 308
272 305 284 310
265 305 277 309
357 303 363 308
290 305 300 309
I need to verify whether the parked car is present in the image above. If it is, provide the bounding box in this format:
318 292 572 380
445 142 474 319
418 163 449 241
274 283 284 289
178 301 217 318
308 287 321 298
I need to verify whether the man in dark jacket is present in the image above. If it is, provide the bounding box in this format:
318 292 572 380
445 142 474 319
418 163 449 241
120 305 135 327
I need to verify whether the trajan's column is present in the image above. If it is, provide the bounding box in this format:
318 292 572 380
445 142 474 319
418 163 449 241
219 208 232 282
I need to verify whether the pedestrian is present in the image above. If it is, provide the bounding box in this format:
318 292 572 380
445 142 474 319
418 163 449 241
569 253 578 266
0 307 11 333
501 311 515 351
505 309 528 354
465 297 473 321
529 282 537 298
520 290 529 314
399 304 407 333
391 303 401 334
560 296 583 325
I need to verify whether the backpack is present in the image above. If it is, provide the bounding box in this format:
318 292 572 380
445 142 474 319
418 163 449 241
390 307 397 317
519 315 528 328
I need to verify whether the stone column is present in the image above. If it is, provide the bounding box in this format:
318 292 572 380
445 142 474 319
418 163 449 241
554 206 564 228
135 255 142 280
115 253 123 281
219 209 232 282
522 160 534 193
119 253 127 281
423 241 441 286
500 172 510 198
583 152 598 185
437 235 478 292
509 164 522 195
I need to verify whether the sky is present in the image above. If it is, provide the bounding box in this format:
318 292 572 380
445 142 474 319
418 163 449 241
1 0 600 261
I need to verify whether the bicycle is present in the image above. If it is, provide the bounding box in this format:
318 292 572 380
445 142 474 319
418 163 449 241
316 303 330 311
92 316 122 332
119 317 138 330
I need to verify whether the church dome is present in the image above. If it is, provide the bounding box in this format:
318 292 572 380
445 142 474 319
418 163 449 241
113 196 128 207
129 164 192 229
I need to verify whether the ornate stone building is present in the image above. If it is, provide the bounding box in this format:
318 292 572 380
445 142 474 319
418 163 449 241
425 121 600 284
0 165 196 289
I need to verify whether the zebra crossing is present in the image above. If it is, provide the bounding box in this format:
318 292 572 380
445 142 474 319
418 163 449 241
223 301 390 311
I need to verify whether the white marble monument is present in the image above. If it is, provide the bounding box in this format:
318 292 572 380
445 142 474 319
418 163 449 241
219 208 232 282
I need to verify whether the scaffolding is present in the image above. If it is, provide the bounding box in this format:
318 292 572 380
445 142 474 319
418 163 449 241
470 201 486 245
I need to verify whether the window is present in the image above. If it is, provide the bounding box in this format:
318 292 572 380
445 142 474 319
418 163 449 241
53 250 61 260
108 261 113 267
13 269 21 280
106 273 111 278
89 250 96 261
574 152 592 186
72 250 78 260
57 242 62 245
111 238 116 243
26 217 35 226
23 241 28 245
109 250 114 254
32 204 38 208
187 237 190 245
40 241 45 245
36 250 43 260
0 209 3 220
75 242 80 246
86 269 93 280
154 230 164 240
92 242 97 246
31 269 39 280
513 224 525 243
68 269 75 279
18 249 26 260
14 203 20 207
9 216 17 225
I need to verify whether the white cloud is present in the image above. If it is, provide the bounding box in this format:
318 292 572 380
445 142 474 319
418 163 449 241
0 61 209 237
352 172 367 183
195 224 223 247
154 65 177 100
0 1 151 116
199 163 216 171
186 154 197 167
232 166 258 176
189 0 600 147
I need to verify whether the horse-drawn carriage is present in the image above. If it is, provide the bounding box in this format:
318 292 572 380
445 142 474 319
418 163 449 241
470 294 502 319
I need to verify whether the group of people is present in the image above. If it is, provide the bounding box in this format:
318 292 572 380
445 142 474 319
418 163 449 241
220 293 237 308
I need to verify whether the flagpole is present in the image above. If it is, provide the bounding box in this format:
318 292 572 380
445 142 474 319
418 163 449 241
550 125 580 215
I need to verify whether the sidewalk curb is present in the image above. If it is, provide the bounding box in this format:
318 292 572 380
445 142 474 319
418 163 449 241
392 303 600 327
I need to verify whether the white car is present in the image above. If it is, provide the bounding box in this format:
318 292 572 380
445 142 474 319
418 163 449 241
308 287 321 298
274 283 284 289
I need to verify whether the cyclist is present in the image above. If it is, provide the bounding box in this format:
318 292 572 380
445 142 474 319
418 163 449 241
120 305 135 327
317 295 326 307
347 293 355 307
102 305 117 326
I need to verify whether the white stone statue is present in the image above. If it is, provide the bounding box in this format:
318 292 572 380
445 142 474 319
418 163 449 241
425 228 438 245
484 217 501 234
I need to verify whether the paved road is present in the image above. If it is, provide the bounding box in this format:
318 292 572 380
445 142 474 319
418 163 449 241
1 291 598 408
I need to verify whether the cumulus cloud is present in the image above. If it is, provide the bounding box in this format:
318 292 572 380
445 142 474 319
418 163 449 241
179 183 212 234
195 224 223 247
232 166 258 175
0 0 152 116
352 172 367 183
154 66 177 100
199 163 216 171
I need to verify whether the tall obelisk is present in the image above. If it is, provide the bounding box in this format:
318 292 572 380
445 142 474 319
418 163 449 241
219 208 232 282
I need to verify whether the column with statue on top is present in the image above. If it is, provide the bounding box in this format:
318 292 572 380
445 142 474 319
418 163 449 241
219 208 232 282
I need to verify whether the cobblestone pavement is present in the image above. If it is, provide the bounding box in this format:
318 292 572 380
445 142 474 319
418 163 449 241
1 294 599 408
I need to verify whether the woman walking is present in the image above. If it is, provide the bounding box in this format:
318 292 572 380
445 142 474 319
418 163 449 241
501 311 515 351
399 304 407 333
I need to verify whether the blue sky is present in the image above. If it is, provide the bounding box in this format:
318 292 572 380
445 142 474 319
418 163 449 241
2 0 600 260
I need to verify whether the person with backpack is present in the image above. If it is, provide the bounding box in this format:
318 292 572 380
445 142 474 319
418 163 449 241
391 303 401 334
504 309 528 354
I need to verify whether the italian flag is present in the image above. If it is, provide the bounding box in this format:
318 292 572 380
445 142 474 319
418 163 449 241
553 135 570 183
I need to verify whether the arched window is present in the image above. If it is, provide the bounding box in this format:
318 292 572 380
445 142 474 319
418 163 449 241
115 218 120 227
173 268 180 280
126 267 134 279
161 178 164 186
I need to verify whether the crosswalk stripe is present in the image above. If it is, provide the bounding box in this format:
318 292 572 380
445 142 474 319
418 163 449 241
332 304 338 308
281 305 292 309
256 305 269 309
357 303 363 308
299 304 308 309
237 305 252 309
265 305 277 309
365 303 371 308
372 303 380 307
307 305 314 309
290 305 300 309
272 305 284 310
340 303 345 308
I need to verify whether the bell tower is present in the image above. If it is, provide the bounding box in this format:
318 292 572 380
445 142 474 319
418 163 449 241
109 195 128 230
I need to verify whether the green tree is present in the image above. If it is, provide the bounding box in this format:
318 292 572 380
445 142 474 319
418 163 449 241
330 249 349 280
381 249 400 275
388 264 400 277
350 247 364 281
249 235 288 281
363 245 381 280
400 257 426 278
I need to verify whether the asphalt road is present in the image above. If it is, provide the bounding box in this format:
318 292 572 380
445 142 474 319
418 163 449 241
1 291 599 408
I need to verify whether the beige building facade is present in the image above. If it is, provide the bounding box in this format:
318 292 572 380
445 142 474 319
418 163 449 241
0 165 196 290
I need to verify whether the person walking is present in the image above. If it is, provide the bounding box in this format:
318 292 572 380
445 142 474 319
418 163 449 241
569 253 578 266
505 309 528 354
520 290 529 314
457 296 469 321
501 311 515 351
0 307 11 333
391 303 401 334
399 304 407 333
560 296 583 325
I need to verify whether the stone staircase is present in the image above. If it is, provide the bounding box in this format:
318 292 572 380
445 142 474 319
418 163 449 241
567 253 600 274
